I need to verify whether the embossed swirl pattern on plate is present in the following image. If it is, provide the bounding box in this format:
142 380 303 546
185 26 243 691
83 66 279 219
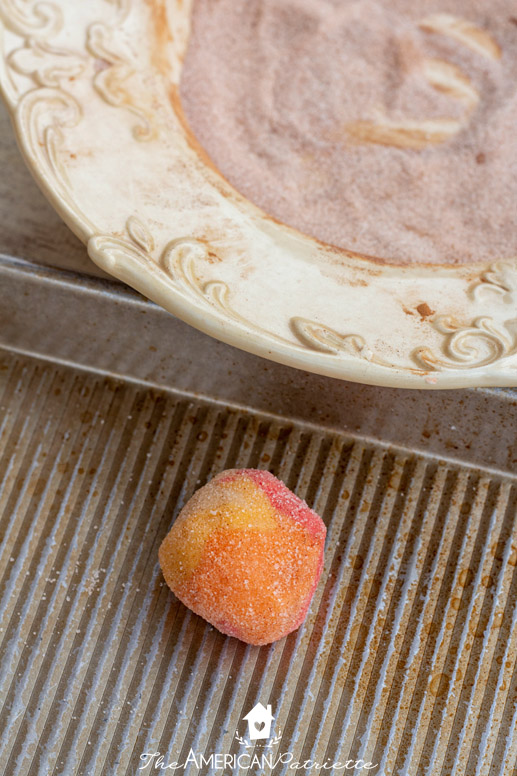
1 0 517 382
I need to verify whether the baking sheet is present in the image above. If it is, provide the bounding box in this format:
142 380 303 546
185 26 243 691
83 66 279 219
1 339 517 775
1 102 517 774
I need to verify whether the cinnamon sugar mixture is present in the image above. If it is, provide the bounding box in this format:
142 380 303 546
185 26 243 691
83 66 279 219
179 1 517 265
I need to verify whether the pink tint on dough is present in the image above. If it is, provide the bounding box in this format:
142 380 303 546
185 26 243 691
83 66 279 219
238 468 326 540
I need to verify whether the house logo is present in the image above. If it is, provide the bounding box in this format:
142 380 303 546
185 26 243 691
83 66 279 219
234 702 282 750
243 703 274 740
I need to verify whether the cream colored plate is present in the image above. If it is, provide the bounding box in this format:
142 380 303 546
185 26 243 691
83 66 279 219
1 0 516 389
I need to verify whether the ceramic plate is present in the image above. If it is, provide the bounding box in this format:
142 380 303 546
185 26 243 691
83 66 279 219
1 0 516 389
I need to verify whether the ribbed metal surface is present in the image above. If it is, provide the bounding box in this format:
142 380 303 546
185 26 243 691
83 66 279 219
1 350 517 776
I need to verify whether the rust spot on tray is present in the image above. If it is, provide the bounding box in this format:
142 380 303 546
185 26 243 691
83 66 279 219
429 673 450 697
458 568 473 587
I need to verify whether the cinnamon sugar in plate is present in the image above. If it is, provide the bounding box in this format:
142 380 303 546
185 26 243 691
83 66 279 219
179 0 517 265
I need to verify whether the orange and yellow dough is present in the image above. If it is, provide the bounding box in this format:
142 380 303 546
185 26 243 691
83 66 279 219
159 469 326 645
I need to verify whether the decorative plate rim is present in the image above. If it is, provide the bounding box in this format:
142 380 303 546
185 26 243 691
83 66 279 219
1 0 517 390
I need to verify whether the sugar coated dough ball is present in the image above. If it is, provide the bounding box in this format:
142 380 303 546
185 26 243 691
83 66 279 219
159 468 326 645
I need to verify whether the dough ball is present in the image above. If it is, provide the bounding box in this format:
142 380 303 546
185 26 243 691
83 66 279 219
159 468 326 645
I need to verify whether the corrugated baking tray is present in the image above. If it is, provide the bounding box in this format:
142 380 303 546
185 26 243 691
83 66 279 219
1 106 517 776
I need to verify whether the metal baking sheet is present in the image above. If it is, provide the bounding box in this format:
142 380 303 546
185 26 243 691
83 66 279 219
1 341 517 776
1 101 517 776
